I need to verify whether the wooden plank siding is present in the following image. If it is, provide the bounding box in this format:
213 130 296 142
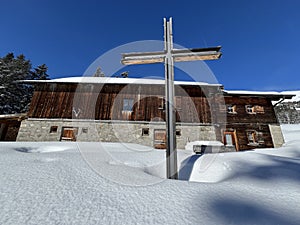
28 83 217 123
216 124 274 151
220 96 279 150
224 96 278 124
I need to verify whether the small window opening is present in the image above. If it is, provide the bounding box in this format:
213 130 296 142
246 105 254 114
158 97 165 110
227 105 237 114
254 105 265 114
82 128 88 134
142 128 149 136
245 105 265 114
50 126 58 133
123 98 134 112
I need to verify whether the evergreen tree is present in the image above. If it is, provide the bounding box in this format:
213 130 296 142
121 71 129 78
0 53 49 114
93 67 105 77
32 64 49 80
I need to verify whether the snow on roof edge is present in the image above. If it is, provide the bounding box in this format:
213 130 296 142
224 90 296 98
21 76 222 87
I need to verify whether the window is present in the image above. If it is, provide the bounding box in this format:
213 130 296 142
158 97 165 110
245 105 265 114
142 128 149 136
223 130 236 146
175 97 182 111
246 130 264 146
82 128 88 134
254 105 265 114
50 126 58 133
246 105 254 114
256 132 265 144
176 130 181 136
247 131 256 144
123 98 134 112
227 105 237 114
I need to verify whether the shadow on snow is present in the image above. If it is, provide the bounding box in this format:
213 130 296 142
222 153 300 183
210 197 300 225
178 154 202 180
13 147 37 153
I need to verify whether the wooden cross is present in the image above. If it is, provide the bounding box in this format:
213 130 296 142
121 17 222 179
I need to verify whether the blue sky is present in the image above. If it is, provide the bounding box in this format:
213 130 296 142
1 0 299 91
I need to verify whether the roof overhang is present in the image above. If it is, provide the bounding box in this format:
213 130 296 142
19 77 223 87
0 113 27 122
223 90 295 100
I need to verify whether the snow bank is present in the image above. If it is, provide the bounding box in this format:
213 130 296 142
6 142 77 153
0 125 300 224
185 141 224 151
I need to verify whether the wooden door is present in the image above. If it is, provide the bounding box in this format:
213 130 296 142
223 130 239 151
61 127 78 141
154 129 166 149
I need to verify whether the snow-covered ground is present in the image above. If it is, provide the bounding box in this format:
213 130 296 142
1 125 300 224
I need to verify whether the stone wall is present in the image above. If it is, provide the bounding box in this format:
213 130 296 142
268 124 285 148
17 118 217 149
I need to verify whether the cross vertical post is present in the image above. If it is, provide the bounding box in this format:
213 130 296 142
164 18 178 179
121 17 222 179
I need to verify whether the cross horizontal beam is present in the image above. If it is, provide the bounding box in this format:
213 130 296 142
121 46 222 65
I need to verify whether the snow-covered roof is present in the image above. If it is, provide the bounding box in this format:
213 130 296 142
279 91 300 102
21 77 299 100
224 90 296 99
21 76 222 87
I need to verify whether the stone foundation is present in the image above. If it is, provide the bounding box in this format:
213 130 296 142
268 124 285 148
17 119 217 149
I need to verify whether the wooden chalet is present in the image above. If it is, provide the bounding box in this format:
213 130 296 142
222 90 294 150
16 77 294 151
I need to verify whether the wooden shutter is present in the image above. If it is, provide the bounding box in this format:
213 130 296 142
254 105 264 114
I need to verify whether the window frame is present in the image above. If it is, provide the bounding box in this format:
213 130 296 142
158 97 165 110
245 105 265 114
254 105 265 114
142 128 149 136
60 127 78 141
227 104 237 114
50 126 58 133
245 105 255 114
246 130 264 146
122 98 134 112
82 127 88 134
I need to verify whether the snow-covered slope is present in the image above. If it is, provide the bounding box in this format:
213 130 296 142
0 126 300 224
